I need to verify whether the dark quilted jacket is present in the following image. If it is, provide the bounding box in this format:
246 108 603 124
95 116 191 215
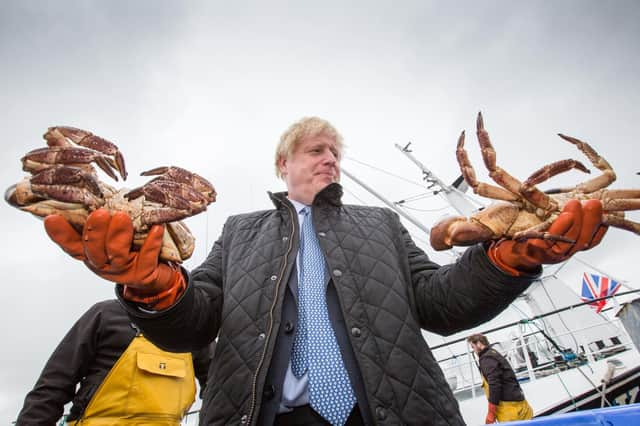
121 183 536 425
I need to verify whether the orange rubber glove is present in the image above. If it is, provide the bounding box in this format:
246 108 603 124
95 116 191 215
488 199 608 276
485 402 498 424
44 208 186 310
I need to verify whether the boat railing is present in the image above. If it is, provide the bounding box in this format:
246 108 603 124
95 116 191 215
438 316 635 400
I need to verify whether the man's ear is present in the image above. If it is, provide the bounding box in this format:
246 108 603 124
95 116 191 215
277 156 287 177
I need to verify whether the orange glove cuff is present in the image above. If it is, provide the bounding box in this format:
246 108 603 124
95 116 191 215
122 265 186 310
487 240 538 277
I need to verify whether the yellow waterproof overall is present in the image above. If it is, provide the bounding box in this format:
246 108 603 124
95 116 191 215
482 378 533 422
68 335 196 426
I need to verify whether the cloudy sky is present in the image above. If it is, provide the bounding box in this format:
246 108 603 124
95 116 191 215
2 0 639 422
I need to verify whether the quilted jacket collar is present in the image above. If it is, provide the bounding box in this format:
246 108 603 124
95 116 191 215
268 182 344 209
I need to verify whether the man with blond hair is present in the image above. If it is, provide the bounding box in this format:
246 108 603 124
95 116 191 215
45 116 607 425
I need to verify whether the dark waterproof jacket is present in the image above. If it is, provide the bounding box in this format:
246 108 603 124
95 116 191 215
479 345 526 405
16 299 213 425
122 184 537 425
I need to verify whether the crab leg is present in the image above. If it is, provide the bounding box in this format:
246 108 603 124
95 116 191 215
166 221 195 260
456 130 519 201
603 199 640 211
511 213 575 243
17 199 90 230
583 189 640 211
30 165 103 197
476 112 561 212
521 159 590 207
604 214 640 235
29 166 104 209
475 113 534 201
558 134 616 193
524 160 590 187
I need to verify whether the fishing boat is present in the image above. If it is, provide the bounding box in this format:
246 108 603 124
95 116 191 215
342 143 640 425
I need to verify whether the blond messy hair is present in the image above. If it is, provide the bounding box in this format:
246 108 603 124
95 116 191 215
275 116 344 179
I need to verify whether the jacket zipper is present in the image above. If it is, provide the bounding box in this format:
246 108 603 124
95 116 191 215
246 202 296 424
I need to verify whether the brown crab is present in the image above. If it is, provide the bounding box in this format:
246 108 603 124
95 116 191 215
430 113 640 251
5 126 216 262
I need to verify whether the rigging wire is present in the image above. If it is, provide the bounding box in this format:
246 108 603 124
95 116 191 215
575 364 613 407
343 186 450 255
205 206 209 257
555 371 580 412
342 186 438 248
344 156 428 188
504 298 600 412
398 204 452 213
541 275 582 355
572 255 633 290
342 186 369 206
396 192 439 203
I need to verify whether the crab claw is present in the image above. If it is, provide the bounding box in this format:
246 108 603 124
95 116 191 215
29 165 104 209
4 184 20 208
44 126 127 181
141 166 216 203
124 179 210 225
22 146 120 182
430 215 494 251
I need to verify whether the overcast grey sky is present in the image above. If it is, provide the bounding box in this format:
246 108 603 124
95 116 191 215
2 1 640 422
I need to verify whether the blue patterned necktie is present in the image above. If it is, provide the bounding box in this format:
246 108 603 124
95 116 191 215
290 207 356 426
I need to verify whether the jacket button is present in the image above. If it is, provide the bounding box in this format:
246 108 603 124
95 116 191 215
263 384 275 400
284 321 295 334
332 269 342 277
376 406 387 420
270 275 277 281
240 414 248 424
351 327 361 337
282 236 289 242
258 333 266 340
318 231 326 237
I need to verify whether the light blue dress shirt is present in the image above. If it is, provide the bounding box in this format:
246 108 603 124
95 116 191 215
279 198 310 412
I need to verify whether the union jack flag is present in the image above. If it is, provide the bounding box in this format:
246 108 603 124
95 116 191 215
581 273 622 313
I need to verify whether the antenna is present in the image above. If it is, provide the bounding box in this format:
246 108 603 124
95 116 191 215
394 143 480 217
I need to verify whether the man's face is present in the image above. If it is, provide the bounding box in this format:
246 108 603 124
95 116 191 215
278 133 341 205
470 342 484 354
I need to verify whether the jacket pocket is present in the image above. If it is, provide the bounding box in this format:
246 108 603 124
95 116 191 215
125 352 189 416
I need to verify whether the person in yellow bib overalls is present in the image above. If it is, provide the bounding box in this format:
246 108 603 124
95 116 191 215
468 333 533 424
16 299 213 425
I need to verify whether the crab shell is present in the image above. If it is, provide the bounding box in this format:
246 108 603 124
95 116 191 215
430 202 543 250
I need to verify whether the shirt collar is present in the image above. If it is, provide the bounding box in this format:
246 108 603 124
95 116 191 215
288 198 309 215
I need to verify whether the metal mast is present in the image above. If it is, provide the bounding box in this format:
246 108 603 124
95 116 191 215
341 142 482 235
341 168 430 234
394 143 479 217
